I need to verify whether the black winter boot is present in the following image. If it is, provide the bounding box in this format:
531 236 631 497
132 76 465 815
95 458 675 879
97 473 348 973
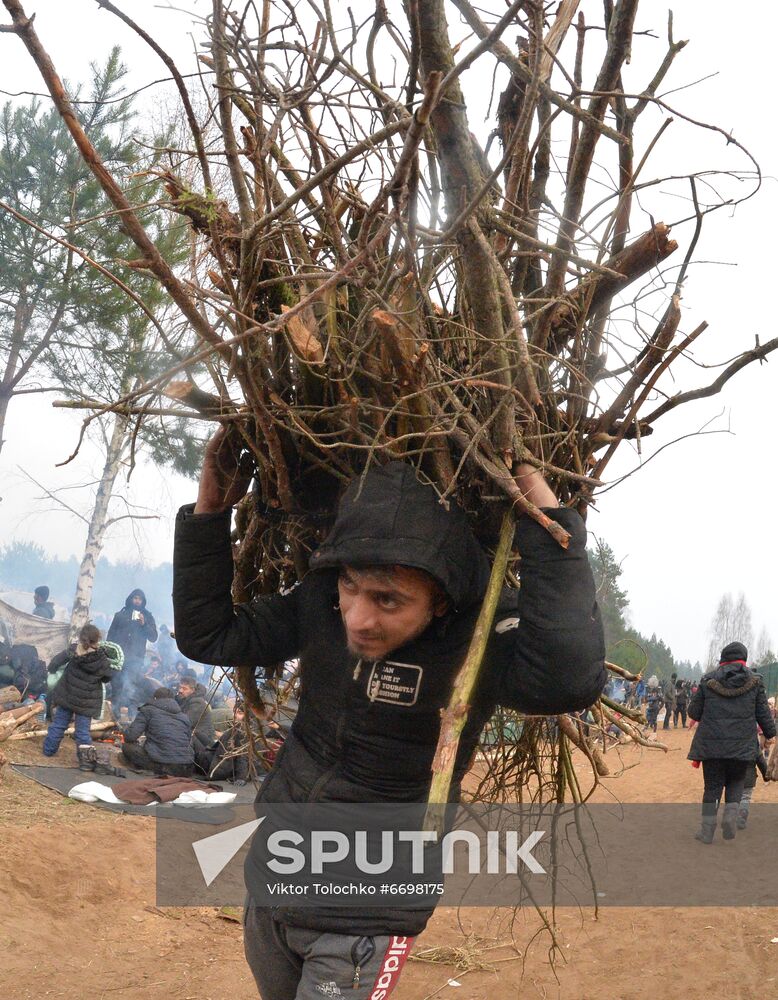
721 802 739 840
77 745 96 772
94 744 127 778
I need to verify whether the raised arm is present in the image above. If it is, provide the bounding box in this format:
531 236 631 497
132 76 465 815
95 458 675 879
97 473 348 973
47 648 69 673
173 428 302 668
492 464 606 715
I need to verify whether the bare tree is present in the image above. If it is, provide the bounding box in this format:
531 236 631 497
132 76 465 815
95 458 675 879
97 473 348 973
753 626 774 667
707 592 754 667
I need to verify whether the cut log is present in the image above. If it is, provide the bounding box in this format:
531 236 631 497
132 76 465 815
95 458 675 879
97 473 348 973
546 223 678 351
0 685 22 705
0 701 45 742
7 718 116 741
164 381 233 417
0 703 44 723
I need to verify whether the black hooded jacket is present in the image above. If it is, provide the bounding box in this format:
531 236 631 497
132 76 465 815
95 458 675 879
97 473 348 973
48 645 114 719
688 660 776 761
173 461 606 934
177 682 216 750
123 696 195 763
107 589 158 666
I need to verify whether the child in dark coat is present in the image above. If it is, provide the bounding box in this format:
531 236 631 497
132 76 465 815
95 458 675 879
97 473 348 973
43 624 113 767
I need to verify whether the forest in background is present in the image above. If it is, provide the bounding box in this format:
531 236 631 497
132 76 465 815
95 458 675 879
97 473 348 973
0 539 174 629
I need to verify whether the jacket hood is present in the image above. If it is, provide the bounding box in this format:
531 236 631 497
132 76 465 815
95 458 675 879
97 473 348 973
309 462 490 610
709 663 755 691
153 697 184 715
71 648 110 673
125 588 147 609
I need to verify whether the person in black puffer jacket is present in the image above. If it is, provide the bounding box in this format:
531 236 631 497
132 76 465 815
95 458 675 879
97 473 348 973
120 686 195 776
688 641 776 843
174 429 607 1000
43 624 113 766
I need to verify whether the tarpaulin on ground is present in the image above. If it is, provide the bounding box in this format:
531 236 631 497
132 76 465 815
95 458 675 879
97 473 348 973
10 763 260 822
0 597 70 662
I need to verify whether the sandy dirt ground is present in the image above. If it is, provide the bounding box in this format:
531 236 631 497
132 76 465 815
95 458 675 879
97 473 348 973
2 724 778 1000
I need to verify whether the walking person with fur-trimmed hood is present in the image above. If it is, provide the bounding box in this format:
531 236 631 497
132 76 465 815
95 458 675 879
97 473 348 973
688 641 776 843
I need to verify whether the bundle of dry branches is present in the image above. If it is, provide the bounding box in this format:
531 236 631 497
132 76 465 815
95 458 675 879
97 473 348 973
1 0 764 802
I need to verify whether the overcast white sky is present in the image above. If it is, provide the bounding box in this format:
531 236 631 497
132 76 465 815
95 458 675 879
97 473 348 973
0 1 776 665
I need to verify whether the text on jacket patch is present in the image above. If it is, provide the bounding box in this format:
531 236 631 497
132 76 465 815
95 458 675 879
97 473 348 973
366 661 423 706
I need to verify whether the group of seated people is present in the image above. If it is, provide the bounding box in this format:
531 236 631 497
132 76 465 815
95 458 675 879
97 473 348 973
0 638 48 700
1 627 288 786
119 670 287 783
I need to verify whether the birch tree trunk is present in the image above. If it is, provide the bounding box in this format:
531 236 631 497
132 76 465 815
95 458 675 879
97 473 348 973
69 412 129 631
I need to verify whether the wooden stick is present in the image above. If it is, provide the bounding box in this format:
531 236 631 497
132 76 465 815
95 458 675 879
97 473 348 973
605 661 641 682
557 713 609 776
599 693 646 724
425 508 514 832
599 702 667 752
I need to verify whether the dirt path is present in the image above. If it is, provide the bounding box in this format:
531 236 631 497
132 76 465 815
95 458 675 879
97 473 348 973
2 727 778 1000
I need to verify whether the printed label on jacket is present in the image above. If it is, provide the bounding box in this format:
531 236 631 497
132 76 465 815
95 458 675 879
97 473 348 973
366 661 423 706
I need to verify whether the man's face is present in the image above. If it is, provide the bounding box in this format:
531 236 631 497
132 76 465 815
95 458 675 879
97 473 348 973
132 595 143 608
337 565 448 661
179 682 194 698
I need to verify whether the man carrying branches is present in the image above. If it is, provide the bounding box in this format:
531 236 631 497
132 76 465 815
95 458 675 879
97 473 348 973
173 430 605 999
